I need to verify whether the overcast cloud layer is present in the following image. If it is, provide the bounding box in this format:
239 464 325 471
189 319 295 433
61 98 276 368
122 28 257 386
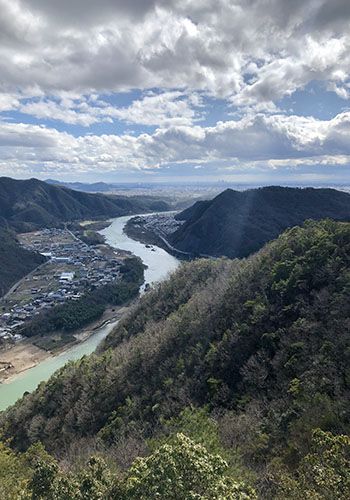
0 0 350 182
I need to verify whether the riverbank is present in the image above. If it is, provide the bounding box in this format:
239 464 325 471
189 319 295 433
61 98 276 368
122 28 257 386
124 215 217 260
0 302 131 384
0 342 49 382
124 217 193 260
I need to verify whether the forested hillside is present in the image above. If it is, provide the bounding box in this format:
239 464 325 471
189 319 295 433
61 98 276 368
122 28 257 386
1 219 349 498
0 177 169 232
0 227 46 296
171 186 350 257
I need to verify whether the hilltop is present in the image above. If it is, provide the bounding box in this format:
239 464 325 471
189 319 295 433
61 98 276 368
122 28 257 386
170 186 350 257
45 179 117 192
0 177 169 233
1 219 349 497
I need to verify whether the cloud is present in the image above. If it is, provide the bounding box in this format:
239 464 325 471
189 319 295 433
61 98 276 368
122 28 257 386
1 112 350 176
0 0 349 103
0 122 63 148
108 91 203 127
26 0 162 25
0 0 349 179
18 99 102 126
6 91 203 127
0 93 21 112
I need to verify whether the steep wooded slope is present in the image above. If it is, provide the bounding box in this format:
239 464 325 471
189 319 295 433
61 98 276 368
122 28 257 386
171 186 350 257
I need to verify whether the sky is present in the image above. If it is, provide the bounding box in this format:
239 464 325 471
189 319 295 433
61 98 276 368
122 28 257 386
1 0 350 184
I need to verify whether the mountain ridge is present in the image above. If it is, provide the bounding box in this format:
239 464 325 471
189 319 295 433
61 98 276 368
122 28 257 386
45 179 117 193
0 177 169 232
171 186 350 257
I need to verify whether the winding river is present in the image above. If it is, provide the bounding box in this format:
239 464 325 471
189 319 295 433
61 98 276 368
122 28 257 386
0 213 179 411
100 213 179 286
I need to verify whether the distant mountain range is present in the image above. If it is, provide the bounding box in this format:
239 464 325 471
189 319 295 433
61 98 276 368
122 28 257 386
171 186 350 257
0 177 169 296
45 179 118 193
0 177 169 233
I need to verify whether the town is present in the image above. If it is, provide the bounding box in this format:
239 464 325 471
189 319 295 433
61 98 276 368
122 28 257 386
128 213 183 238
0 227 123 345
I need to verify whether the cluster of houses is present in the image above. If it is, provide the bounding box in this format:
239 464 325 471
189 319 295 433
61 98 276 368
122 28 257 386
132 213 183 237
0 228 122 344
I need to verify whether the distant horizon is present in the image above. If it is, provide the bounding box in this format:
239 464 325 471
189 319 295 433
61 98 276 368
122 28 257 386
0 1 350 184
2 175 350 191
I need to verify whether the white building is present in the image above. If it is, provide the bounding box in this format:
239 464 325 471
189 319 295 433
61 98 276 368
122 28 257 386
59 272 75 282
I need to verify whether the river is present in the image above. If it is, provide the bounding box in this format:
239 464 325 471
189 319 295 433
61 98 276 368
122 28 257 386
0 213 180 411
100 213 179 286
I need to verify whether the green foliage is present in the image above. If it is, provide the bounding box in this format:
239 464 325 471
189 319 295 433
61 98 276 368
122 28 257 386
118 433 256 499
29 458 60 498
277 429 350 499
19 434 255 499
150 407 254 486
0 440 51 499
0 441 29 499
77 456 113 499
27 455 113 500
79 229 105 246
152 407 224 454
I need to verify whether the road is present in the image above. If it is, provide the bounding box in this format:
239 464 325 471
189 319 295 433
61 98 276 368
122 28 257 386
157 232 215 259
2 227 80 303
1 259 50 302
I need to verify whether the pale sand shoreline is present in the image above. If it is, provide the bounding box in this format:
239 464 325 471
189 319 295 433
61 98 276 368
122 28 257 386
0 342 50 382
0 303 131 384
